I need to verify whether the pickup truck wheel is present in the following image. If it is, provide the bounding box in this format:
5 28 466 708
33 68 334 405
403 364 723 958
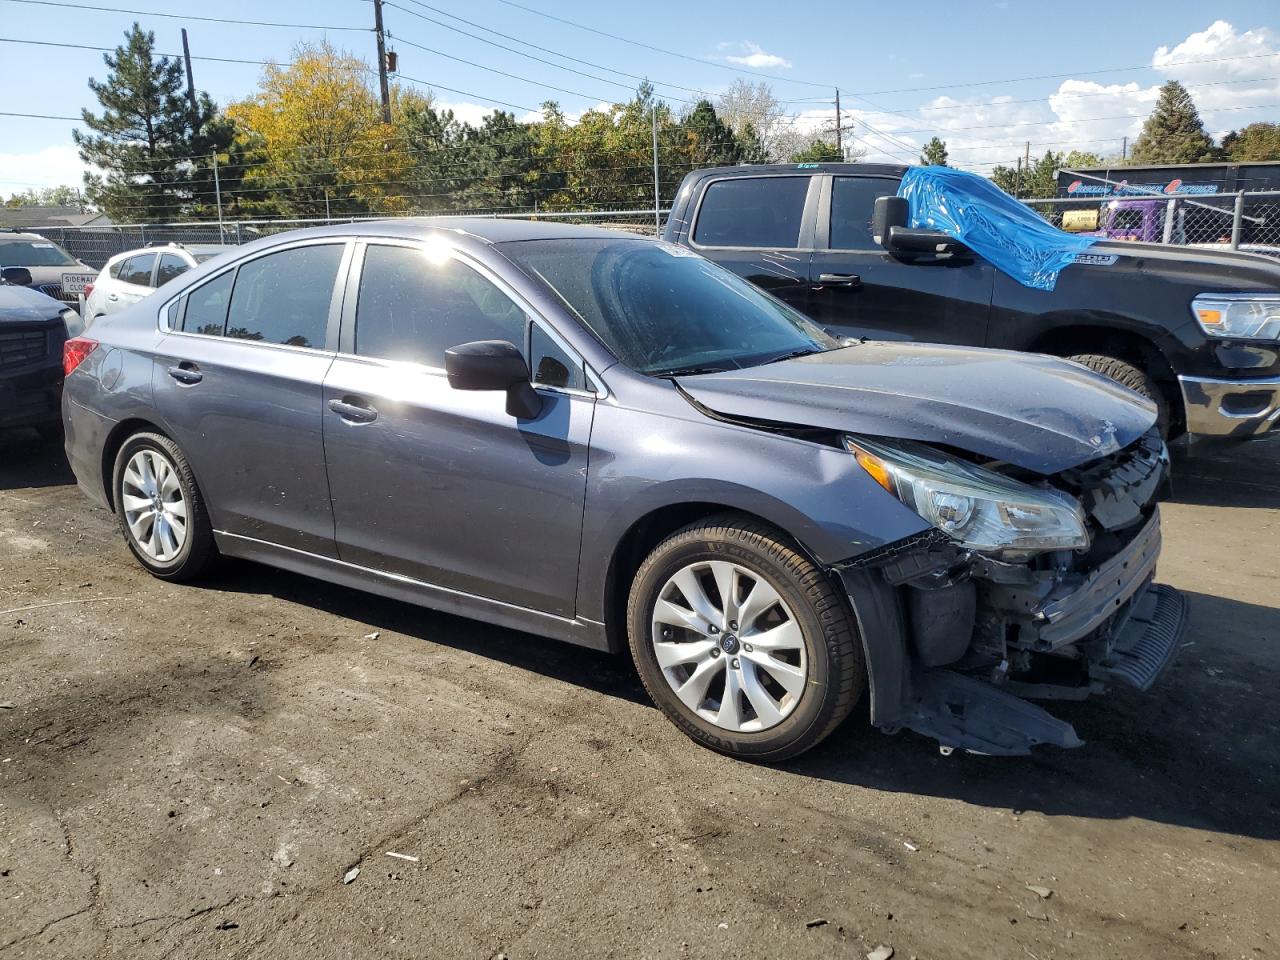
112 432 217 582
627 515 864 762
1068 353 1169 437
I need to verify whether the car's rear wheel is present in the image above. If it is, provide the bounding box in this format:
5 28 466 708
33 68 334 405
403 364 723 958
112 432 216 581
627 515 864 761
1068 353 1170 437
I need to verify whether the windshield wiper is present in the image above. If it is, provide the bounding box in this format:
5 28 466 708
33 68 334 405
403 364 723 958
760 347 825 365
654 364 730 378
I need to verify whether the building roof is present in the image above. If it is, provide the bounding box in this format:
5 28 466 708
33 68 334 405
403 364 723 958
0 206 112 228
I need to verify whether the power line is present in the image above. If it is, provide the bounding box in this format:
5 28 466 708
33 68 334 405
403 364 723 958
386 1 698 102
0 35 282 66
843 52 1280 98
391 34 612 105
0 0 370 30
484 0 834 90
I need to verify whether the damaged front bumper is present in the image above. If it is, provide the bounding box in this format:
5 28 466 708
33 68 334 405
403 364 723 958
838 433 1189 756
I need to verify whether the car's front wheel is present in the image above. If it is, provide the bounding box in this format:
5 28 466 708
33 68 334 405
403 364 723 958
112 431 216 581
627 515 864 761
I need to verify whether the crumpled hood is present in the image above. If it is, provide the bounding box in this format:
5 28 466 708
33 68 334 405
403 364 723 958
677 342 1158 475
0 284 66 324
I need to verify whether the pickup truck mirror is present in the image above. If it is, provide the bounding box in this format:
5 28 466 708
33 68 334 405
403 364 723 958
872 195 908 247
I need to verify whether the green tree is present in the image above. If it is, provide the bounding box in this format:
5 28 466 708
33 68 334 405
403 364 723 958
790 138 842 163
3 185 83 208
1130 81 1217 164
1221 122 1280 161
74 24 229 222
990 150 1063 199
919 136 948 166
678 99 746 168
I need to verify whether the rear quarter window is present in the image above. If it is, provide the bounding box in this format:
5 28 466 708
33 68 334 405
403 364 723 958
692 177 810 249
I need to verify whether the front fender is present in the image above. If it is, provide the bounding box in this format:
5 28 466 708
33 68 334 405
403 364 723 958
576 402 931 624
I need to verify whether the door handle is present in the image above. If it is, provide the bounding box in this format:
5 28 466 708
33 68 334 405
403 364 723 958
328 397 378 424
817 273 861 287
107 293 119 301
166 362 202 385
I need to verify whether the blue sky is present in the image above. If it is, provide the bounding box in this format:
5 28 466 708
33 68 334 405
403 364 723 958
1 0 1278 195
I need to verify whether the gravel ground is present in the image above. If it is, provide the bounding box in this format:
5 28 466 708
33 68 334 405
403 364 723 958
0 430 1276 960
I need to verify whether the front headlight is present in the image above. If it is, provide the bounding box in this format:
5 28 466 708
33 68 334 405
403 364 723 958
1191 294 1280 340
846 436 1089 557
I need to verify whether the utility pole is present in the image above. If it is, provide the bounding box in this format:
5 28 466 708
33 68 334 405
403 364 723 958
1014 156 1023 198
373 0 392 124
211 151 224 238
834 89 843 161
651 104 661 235
1024 140 1031 173
181 29 198 125
1121 135 1128 161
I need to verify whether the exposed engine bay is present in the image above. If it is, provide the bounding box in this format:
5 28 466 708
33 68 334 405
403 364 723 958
838 428 1188 755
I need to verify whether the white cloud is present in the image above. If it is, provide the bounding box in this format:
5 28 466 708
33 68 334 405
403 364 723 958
722 41 791 70
0 144 86 194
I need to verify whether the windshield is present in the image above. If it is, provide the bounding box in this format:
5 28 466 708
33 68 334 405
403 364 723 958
501 238 838 375
0 239 79 267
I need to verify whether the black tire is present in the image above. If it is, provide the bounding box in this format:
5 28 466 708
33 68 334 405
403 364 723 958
111 431 217 581
1068 353 1170 437
627 514 864 762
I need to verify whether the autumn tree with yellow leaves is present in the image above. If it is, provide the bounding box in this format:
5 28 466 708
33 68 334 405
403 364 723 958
226 42 426 218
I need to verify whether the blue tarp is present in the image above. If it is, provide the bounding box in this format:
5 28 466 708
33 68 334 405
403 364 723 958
897 166 1097 291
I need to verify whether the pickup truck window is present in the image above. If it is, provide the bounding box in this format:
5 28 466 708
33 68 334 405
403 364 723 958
830 176 901 250
693 177 809 249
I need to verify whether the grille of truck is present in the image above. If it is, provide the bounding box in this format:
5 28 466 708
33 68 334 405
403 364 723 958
0 328 50 371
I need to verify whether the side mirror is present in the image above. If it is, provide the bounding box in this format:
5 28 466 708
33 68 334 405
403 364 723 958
1 266 33 286
444 339 542 420
872 195 908 248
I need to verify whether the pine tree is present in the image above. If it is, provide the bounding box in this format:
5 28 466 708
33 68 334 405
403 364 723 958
919 137 948 167
1130 81 1216 164
74 24 231 222
1221 122 1280 161
679 100 746 168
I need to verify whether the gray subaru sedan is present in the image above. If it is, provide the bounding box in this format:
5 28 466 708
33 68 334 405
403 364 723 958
61 219 1186 760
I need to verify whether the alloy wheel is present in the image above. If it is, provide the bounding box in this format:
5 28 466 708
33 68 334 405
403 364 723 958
120 448 189 563
650 560 808 733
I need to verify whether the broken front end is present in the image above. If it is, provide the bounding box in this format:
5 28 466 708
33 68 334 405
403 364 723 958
840 427 1187 755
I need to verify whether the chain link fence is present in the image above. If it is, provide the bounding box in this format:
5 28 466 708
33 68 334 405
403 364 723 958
1024 191 1280 258
24 191 1280 272
28 208 668 270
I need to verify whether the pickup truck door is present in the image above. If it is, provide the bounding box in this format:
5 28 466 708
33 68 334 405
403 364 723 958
683 174 817 313
806 174 994 346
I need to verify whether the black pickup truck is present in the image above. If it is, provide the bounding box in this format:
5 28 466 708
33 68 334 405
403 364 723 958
664 163 1280 443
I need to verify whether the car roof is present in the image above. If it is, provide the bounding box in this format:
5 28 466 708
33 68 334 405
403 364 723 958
0 231 59 242
244 216 651 248
681 162 911 180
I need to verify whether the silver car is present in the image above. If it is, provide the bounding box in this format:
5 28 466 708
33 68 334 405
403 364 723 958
60 219 1185 760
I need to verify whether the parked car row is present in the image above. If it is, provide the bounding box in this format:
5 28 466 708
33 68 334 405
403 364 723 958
7 165 1276 760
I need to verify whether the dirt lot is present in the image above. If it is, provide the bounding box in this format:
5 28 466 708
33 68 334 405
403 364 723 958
0 430 1276 960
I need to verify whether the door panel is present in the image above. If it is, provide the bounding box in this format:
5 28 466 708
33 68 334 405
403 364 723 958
152 334 338 555
151 241 349 556
807 175 994 346
322 359 593 616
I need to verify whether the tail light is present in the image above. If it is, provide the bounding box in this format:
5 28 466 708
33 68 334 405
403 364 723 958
83 282 95 299
63 337 98 376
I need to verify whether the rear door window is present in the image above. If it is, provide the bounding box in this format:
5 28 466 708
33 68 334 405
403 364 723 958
829 177 901 250
181 271 234 336
225 244 344 349
693 177 810 249
119 254 156 286
155 253 188 286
